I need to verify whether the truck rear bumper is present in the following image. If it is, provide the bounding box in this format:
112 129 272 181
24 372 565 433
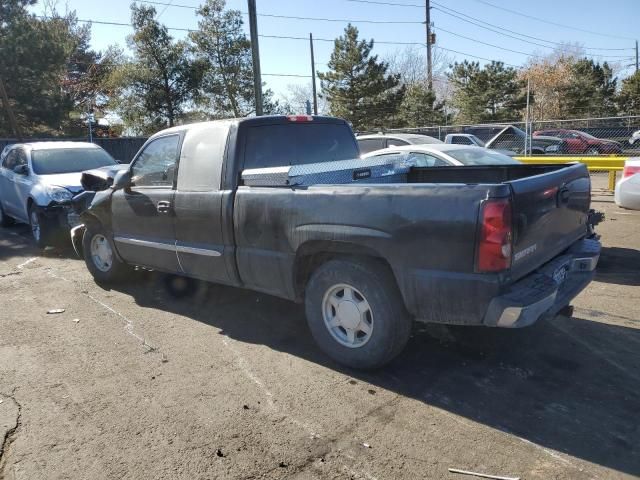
483 238 601 328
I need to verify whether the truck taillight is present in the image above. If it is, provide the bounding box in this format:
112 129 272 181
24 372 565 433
622 165 640 178
287 115 313 122
477 198 512 273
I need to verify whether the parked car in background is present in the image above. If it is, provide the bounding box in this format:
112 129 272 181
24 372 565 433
444 133 486 147
0 142 120 247
362 144 520 166
356 133 442 154
614 158 640 210
629 130 640 147
479 125 565 155
534 129 622 155
443 133 517 157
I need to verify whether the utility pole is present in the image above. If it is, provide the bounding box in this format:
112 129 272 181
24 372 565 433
0 75 22 141
636 40 638 73
247 0 263 116
525 78 531 156
309 33 318 115
426 0 432 90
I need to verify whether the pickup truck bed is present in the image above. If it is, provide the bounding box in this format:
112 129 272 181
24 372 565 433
72 116 600 368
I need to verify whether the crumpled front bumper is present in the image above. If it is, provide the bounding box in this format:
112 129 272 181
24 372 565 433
483 238 601 328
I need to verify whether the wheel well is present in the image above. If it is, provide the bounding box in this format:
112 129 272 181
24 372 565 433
293 242 398 300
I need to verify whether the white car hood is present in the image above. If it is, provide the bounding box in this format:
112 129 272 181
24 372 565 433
38 173 84 193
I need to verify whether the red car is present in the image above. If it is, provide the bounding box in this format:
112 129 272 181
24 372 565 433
533 129 622 155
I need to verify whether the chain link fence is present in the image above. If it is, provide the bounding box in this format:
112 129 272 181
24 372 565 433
380 115 640 156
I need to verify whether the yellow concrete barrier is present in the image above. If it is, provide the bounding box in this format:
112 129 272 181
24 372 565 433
514 156 628 190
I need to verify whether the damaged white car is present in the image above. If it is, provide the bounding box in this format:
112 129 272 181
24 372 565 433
0 142 120 247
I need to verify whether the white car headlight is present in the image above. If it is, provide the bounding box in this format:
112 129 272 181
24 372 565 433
47 186 73 203
545 145 560 153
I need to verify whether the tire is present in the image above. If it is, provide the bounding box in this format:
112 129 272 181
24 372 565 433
304 258 412 369
82 224 131 283
29 205 53 248
586 147 600 155
0 203 14 227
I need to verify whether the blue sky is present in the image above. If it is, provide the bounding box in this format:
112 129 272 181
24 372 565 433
33 0 639 101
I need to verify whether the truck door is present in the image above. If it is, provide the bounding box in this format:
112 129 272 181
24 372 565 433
172 123 240 286
111 134 181 272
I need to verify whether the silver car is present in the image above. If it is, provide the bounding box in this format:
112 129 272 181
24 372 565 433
0 142 118 247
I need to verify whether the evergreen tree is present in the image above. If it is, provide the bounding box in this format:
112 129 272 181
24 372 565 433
107 5 202 134
397 83 445 127
318 24 404 131
560 59 617 118
0 6 81 136
448 60 525 123
190 0 254 117
617 70 640 115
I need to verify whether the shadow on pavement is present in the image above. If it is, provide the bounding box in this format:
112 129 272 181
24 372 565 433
596 246 640 286
106 273 640 477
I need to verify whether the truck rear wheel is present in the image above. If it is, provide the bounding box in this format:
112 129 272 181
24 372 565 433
82 224 131 283
305 258 412 369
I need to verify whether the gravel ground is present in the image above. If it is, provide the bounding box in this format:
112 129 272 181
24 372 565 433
1 177 639 480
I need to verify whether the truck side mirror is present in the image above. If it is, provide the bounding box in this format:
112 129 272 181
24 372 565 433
13 164 29 176
113 170 132 190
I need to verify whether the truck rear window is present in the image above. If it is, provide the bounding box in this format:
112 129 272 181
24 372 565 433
244 123 359 169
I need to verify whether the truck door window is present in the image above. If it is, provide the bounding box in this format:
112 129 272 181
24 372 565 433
131 135 180 187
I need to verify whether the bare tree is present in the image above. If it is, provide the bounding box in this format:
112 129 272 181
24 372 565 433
281 83 328 115
385 45 453 104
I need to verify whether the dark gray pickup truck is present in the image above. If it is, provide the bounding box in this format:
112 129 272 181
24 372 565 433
71 115 600 369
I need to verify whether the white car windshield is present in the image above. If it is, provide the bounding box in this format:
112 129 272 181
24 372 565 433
31 148 117 175
446 148 520 166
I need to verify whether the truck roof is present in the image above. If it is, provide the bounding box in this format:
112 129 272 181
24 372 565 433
149 115 349 140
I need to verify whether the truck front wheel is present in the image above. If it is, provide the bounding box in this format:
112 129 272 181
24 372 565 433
305 258 412 369
82 225 131 283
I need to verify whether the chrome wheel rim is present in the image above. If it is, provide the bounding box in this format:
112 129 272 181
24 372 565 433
90 234 113 272
322 283 373 348
30 211 40 241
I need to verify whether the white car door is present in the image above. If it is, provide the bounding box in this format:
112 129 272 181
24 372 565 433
0 148 20 217
0 147 32 221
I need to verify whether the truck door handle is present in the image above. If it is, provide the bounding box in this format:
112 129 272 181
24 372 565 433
157 201 172 213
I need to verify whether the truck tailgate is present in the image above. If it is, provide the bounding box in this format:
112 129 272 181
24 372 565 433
509 163 591 280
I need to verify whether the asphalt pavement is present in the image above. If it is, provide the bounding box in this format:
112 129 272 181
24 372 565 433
1 178 639 480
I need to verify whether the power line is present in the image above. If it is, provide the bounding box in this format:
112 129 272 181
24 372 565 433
138 0 424 24
436 26 634 62
68 17 427 46
435 46 519 67
472 0 636 41
431 2 634 52
344 0 421 7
